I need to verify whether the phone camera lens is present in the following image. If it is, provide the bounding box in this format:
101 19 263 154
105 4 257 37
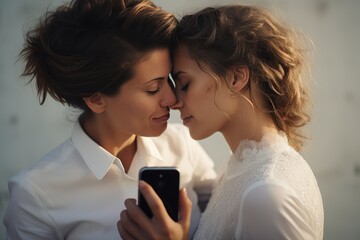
158 181 165 188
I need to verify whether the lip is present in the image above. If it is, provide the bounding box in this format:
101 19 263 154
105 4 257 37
181 115 193 125
153 113 170 123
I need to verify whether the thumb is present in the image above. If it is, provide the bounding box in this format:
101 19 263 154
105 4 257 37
178 188 192 229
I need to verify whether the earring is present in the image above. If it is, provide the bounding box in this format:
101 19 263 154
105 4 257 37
228 88 237 96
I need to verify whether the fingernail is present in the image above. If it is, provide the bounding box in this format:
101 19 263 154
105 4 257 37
139 180 146 189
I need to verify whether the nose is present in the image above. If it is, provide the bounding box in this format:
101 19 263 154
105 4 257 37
170 93 183 110
170 100 182 110
160 81 177 108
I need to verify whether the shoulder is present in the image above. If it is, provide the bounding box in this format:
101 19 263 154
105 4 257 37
271 147 320 194
246 145 320 202
246 138 313 181
237 180 316 239
242 180 299 208
9 138 75 190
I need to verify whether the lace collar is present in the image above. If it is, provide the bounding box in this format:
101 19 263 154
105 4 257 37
235 131 288 159
226 131 289 179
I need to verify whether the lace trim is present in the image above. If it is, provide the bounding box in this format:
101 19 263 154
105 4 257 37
226 131 289 180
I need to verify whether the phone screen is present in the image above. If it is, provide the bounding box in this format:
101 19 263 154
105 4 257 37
138 167 179 221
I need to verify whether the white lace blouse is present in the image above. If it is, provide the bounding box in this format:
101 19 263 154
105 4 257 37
194 132 324 240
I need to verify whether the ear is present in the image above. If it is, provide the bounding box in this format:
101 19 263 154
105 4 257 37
83 93 106 114
228 66 250 92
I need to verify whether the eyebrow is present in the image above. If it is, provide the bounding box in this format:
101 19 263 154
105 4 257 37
142 77 167 85
171 71 186 80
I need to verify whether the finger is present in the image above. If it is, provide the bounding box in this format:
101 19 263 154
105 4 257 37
117 215 136 240
119 209 144 240
138 180 170 222
124 198 156 234
125 198 137 205
178 188 192 228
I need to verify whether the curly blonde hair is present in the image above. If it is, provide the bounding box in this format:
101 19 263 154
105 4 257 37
173 5 312 151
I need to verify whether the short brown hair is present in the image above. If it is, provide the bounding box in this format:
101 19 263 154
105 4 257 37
20 0 177 110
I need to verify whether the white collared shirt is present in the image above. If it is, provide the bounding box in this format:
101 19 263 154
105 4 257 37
4 122 217 240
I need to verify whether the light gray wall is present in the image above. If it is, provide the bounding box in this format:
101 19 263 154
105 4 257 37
1 0 359 239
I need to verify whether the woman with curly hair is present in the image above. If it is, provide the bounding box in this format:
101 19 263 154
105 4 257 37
119 4 324 240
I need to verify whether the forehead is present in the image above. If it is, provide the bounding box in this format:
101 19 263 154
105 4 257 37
172 46 200 75
173 46 192 65
131 48 171 83
172 46 214 78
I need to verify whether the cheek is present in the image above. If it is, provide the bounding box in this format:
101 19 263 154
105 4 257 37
114 96 155 120
216 88 238 114
129 98 157 117
188 82 214 102
200 86 219 110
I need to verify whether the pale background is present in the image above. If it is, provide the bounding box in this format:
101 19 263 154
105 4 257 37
1 0 359 239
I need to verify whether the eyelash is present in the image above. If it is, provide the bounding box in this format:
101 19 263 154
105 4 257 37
147 88 161 95
180 83 189 91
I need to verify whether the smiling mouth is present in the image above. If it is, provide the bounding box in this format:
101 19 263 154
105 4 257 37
153 113 170 122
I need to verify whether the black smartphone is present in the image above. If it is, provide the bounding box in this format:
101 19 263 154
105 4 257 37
138 167 180 221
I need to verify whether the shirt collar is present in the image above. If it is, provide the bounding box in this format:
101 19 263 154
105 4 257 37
71 121 116 180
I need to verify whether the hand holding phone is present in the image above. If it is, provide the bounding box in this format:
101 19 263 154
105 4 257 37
138 167 180 221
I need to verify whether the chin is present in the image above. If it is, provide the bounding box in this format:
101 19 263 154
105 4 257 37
145 123 168 137
189 129 214 141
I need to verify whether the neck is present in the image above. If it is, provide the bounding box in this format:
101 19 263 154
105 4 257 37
81 115 137 172
220 109 278 153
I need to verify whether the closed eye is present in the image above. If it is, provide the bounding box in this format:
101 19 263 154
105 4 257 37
180 82 189 91
146 88 161 95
